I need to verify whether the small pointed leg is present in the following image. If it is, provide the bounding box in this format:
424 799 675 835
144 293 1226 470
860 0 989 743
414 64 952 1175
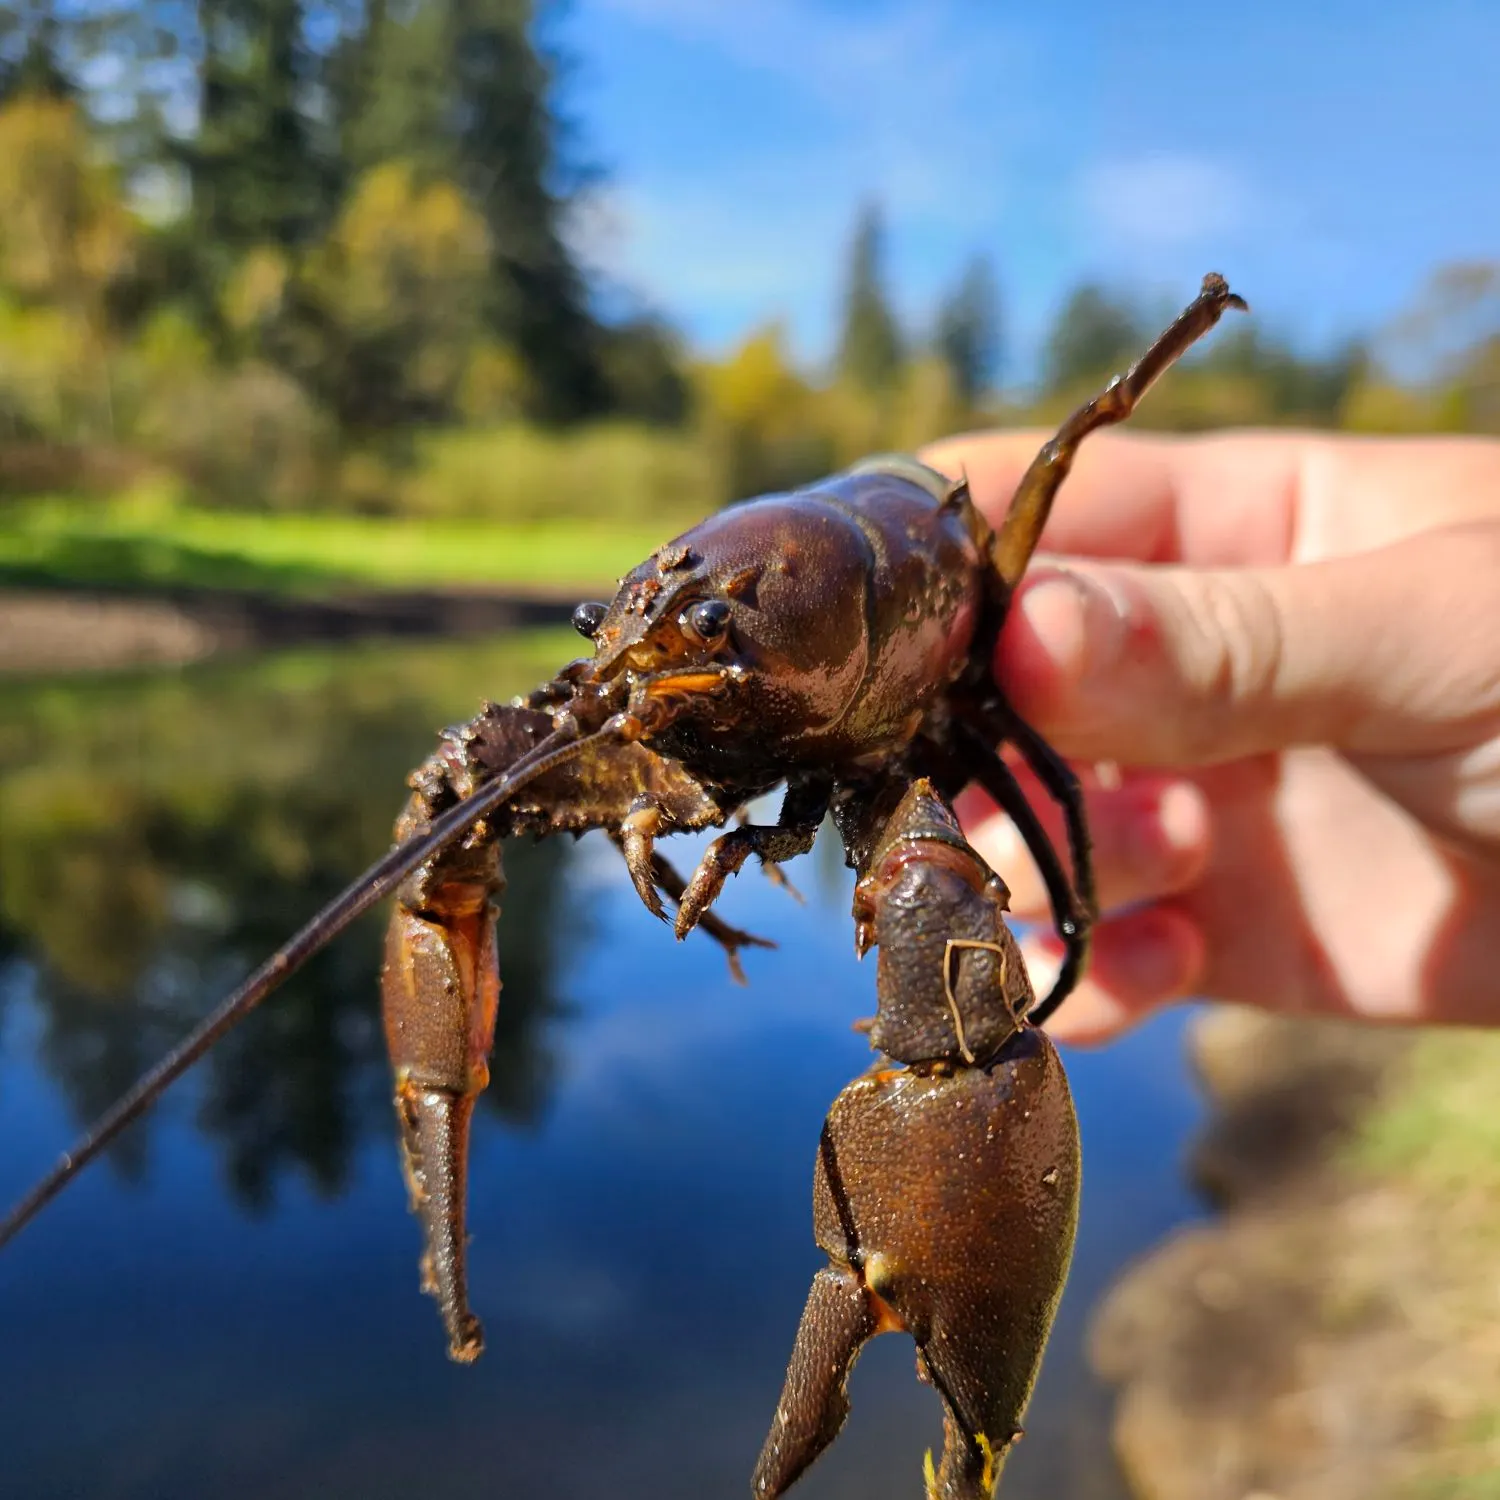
644 844 776 983
753 1263 881 1499
610 829 776 982
953 719 1094 1025
617 802 670 921
675 778 830 939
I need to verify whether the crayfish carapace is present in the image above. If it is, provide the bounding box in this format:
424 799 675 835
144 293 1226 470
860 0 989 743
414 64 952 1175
0 274 1246 1498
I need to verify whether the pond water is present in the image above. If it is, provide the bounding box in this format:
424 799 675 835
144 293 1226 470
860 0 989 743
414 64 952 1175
0 632 1207 1500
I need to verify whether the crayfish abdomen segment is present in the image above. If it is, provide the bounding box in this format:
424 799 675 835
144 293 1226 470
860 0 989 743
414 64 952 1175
756 1034 1080 1500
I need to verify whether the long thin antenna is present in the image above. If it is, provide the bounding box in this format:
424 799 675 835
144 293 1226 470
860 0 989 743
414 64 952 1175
0 722 609 1249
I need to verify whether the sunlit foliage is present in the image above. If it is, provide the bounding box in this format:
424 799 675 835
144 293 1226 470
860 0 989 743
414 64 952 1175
0 14 1493 533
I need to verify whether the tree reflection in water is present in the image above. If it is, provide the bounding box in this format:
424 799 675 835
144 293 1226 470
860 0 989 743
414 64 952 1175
0 634 578 1211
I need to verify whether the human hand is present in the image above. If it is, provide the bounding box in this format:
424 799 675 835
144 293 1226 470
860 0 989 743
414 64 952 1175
921 430 1500 1043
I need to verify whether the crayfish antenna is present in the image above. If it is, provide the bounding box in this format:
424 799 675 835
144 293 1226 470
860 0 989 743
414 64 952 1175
0 723 615 1252
990 271 1247 589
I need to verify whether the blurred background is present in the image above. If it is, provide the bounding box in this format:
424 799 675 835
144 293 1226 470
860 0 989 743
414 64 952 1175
0 3 1497 1498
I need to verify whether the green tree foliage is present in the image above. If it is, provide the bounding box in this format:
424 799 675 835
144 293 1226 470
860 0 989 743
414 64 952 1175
288 160 495 432
1343 262 1500 435
0 95 134 436
0 0 1494 524
0 96 134 307
0 0 71 101
700 324 833 499
598 316 690 426
934 254 1001 404
181 0 331 257
332 0 605 420
836 201 904 394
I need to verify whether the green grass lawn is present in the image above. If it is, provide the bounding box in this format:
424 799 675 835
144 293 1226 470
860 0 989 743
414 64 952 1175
0 493 678 596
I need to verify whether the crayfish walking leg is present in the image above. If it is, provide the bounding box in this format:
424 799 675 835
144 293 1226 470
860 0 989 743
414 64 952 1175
755 780 1080 1500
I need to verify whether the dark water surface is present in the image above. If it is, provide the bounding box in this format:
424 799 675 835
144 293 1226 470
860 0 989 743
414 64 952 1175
0 634 1206 1500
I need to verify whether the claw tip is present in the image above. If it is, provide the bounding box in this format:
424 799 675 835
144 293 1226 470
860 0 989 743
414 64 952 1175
447 1318 485 1364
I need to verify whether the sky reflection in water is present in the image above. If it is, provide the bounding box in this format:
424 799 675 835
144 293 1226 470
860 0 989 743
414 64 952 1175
0 635 1206 1499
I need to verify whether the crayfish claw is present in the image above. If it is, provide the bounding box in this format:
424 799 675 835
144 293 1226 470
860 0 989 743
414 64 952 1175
382 843 500 1362
763 1027 1079 1498
752 1265 878 1499
394 1078 485 1363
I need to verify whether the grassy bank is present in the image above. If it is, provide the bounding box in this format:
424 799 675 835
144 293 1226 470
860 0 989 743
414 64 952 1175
1352 1030 1500 1498
0 492 677 597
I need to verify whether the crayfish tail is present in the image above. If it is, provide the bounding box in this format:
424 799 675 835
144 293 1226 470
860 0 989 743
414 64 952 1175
752 1265 879 1499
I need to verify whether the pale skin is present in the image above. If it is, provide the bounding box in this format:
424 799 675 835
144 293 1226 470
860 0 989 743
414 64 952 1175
921 431 1500 1044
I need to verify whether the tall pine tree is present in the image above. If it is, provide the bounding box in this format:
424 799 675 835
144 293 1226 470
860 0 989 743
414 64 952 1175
934 254 1000 405
835 201 903 393
0 2 71 101
333 0 604 420
183 0 330 256
1042 285 1142 395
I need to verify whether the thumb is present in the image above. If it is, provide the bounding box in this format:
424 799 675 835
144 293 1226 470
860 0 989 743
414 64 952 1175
996 522 1500 767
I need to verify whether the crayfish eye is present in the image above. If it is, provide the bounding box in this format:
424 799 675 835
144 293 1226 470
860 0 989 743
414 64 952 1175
684 599 732 642
572 601 608 638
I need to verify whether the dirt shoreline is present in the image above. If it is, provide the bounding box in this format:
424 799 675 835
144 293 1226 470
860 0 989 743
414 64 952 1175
0 584 578 675
1091 1007 1499 1499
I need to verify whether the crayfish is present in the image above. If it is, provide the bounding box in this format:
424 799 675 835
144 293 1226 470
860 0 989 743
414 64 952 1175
1 274 1245 1498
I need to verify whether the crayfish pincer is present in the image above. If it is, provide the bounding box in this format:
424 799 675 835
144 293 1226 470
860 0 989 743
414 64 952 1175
0 274 1246 1497
755 780 1080 1500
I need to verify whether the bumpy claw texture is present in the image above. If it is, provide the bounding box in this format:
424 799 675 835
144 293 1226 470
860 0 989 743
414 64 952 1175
754 1032 1079 1499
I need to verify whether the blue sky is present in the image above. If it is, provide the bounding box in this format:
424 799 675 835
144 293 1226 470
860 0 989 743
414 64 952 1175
556 0 1499 383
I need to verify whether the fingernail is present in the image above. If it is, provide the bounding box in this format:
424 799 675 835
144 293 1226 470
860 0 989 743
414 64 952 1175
1136 781 1211 873
1043 987 1132 1046
1014 568 1126 692
1156 782 1209 853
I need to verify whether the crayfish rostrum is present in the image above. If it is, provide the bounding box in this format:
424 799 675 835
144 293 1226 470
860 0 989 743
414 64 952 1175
0 274 1245 1498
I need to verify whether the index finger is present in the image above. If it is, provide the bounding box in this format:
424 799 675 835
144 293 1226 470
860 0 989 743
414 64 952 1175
921 429 1300 568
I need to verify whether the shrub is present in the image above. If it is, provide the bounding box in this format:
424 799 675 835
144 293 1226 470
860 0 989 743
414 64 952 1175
397 421 720 525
